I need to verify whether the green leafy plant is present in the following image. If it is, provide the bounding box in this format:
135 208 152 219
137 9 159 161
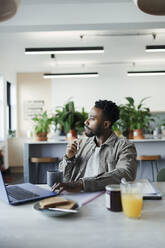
53 101 88 135
127 97 154 130
32 111 52 134
118 97 154 136
117 104 133 137
8 129 16 138
159 118 165 128
112 120 122 137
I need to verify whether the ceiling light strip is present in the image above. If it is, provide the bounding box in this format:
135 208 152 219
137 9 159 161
25 47 104 55
43 72 99 79
146 45 165 53
127 71 165 76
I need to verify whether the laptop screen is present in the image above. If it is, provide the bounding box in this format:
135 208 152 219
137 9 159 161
0 170 10 203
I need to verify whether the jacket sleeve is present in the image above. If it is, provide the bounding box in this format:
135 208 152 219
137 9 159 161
58 137 88 182
82 142 137 192
59 155 77 182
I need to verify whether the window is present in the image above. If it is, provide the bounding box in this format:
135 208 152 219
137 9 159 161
7 82 11 131
6 82 16 137
0 76 4 140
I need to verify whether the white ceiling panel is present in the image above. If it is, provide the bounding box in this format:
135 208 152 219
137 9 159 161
0 0 165 73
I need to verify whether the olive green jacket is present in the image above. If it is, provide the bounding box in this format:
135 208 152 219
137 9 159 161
59 132 137 192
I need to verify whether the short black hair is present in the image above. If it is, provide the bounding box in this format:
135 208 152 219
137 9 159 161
95 100 119 126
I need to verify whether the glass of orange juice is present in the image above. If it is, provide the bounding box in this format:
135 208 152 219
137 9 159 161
120 182 143 219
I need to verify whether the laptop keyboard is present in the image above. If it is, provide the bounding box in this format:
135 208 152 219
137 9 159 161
7 186 40 200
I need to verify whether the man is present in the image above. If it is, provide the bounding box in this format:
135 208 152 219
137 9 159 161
52 100 137 193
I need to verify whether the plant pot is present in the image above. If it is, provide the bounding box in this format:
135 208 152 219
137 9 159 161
133 129 144 140
127 130 133 139
35 132 48 141
66 129 77 141
70 129 77 139
162 128 165 136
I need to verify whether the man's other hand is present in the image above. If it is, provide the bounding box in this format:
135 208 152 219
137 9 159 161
51 180 83 193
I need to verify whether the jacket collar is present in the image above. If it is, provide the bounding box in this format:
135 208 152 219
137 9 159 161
91 131 118 147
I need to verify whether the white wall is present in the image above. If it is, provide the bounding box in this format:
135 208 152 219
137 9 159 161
0 64 16 169
17 73 52 137
8 73 52 168
7 69 165 168
51 65 165 112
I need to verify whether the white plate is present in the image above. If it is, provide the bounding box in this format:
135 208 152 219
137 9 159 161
33 202 80 217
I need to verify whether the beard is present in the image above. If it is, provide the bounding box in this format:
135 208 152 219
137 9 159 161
84 124 103 137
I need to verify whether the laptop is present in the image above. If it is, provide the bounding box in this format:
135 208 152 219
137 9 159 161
137 179 162 200
0 170 57 205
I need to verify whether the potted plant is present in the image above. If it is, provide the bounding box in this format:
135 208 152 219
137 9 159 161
32 111 52 141
117 103 134 139
159 118 165 136
112 120 123 137
120 97 154 139
53 101 88 139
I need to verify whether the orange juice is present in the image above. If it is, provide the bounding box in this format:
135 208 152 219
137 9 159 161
121 194 143 218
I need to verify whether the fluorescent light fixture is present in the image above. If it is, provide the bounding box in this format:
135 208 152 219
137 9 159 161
146 45 165 53
127 70 165 76
25 47 104 55
43 72 99 79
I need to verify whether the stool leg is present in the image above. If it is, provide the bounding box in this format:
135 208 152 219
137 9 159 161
155 161 159 181
140 160 143 178
35 162 39 184
155 161 159 173
151 161 154 181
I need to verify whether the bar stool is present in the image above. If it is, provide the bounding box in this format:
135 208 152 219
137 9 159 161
136 155 161 181
30 157 59 184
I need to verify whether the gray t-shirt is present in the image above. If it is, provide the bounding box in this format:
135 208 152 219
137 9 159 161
84 147 101 177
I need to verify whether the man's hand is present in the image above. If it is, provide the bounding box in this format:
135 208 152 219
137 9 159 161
66 139 81 159
51 180 83 193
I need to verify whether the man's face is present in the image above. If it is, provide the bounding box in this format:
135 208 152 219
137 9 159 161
84 107 106 137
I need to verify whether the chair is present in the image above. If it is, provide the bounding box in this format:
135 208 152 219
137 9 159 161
30 157 59 184
157 168 165 182
136 155 161 181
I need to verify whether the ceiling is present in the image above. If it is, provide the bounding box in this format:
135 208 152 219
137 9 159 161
21 0 131 5
1 0 165 74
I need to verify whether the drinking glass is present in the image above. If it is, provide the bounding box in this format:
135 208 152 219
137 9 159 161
120 182 143 219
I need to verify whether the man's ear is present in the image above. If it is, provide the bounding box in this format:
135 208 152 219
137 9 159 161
104 120 111 129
